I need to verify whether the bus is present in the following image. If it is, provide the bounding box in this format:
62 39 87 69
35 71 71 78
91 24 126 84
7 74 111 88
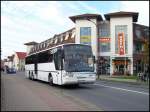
25 43 96 85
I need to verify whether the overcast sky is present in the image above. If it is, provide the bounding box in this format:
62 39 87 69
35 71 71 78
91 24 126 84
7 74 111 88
1 1 149 59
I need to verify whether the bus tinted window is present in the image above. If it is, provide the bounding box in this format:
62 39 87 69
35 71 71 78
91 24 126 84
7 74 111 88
38 50 53 63
25 54 36 64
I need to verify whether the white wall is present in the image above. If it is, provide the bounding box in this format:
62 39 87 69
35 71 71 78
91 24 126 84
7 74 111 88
26 45 34 55
75 19 98 59
110 17 133 75
13 53 19 70
110 17 133 57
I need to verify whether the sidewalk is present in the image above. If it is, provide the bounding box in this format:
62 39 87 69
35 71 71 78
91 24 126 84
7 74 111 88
97 75 149 86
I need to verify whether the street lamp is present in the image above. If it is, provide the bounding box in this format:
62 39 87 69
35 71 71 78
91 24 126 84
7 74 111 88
86 18 99 78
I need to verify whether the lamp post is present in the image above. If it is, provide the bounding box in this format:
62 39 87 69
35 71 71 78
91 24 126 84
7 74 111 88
86 18 99 78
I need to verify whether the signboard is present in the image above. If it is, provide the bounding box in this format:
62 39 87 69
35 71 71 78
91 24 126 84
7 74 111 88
113 60 129 65
118 33 125 55
50 48 57 54
99 38 110 42
80 36 91 45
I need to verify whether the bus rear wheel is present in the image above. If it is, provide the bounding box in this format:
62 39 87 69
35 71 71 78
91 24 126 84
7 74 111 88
48 75 53 86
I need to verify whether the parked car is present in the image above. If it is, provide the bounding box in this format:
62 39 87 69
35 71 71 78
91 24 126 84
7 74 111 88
7 68 16 74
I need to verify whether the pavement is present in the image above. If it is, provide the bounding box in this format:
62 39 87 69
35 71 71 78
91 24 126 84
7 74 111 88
97 75 149 86
1 72 101 111
1 71 149 111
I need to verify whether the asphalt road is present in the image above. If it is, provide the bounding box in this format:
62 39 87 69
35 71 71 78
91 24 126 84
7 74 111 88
1 72 149 111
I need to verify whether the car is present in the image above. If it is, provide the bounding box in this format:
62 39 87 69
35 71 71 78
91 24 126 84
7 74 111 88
7 68 16 74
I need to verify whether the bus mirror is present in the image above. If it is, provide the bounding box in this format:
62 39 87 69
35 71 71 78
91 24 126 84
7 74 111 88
61 50 64 59
93 56 96 63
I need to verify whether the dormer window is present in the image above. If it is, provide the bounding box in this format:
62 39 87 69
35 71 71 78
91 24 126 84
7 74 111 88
65 32 69 40
54 38 58 44
71 31 75 38
45 43 47 48
42 43 44 48
61 35 63 42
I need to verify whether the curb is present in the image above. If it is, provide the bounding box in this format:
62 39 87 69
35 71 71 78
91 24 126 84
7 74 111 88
97 78 149 86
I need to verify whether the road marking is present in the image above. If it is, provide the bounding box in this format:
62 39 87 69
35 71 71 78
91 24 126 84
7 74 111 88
93 84 149 95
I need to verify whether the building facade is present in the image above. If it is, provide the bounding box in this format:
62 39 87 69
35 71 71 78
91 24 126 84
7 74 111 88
13 52 27 71
26 11 149 76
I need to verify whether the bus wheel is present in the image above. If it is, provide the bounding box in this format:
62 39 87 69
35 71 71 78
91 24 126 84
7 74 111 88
48 74 53 86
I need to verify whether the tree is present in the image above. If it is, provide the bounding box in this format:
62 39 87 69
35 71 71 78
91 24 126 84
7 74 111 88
143 40 149 73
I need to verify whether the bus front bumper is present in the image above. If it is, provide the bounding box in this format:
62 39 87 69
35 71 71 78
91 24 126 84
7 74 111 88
62 77 96 85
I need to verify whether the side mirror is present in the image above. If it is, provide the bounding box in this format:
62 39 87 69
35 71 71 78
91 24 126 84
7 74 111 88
93 56 96 63
61 50 64 59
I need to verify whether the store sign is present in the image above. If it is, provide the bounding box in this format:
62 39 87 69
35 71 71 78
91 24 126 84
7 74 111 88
118 33 125 55
80 36 91 45
113 60 129 65
99 38 110 42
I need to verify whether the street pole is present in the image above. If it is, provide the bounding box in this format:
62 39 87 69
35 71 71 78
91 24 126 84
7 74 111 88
86 18 99 79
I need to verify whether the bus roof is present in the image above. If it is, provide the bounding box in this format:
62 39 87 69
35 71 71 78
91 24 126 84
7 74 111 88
26 43 91 57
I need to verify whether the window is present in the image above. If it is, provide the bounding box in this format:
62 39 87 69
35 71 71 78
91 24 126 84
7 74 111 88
54 38 58 44
65 33 69 40
25 54 37 64
80 27 91 45
38 50 53 63
60 35 63 42
115 25 128 54
99 22 110 37
53 48 63 70
134 43 143 53
71 31 75 38
99 43 110 52
135 27 141 38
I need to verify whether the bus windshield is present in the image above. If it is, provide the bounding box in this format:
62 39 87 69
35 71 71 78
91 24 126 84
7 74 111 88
64 44 94 72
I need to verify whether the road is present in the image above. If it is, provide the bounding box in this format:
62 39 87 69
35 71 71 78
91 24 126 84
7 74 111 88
1 72 149 111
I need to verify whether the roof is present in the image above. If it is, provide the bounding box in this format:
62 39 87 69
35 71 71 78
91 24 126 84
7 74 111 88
16 52 27 59
69 13 103 23
24 41 38 45
104 11 139 22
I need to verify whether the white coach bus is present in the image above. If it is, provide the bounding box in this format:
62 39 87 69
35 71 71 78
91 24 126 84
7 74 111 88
25 43 96 85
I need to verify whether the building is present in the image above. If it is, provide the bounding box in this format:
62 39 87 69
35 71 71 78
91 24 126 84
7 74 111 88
2 55 14 71
25 11 149 76
13 52 27 71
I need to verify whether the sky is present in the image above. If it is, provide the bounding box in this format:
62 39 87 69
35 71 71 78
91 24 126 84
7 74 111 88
1 1 149 59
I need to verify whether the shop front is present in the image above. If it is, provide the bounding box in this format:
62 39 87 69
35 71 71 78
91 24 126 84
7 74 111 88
112 58 131 75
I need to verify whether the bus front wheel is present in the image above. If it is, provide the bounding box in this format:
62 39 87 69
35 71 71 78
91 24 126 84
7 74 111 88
48 74 53 86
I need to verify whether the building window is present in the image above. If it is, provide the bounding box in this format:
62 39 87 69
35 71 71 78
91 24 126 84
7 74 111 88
135 27 141 38
99 22 110 37
99 42 110 52
80 27 91 45
115 25 128 54
134 43 143 53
